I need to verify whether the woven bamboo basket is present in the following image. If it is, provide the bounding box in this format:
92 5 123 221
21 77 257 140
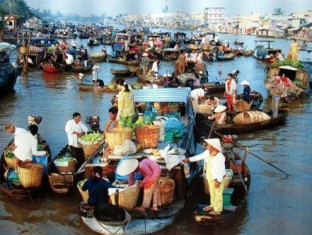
233 111 271 124
134 125 160 149
17 163 44 188
110 183 140 210
56 159 76 174
158 177 175 206
234 99 250 112
19 46 28 54
196 103 213 115
105 127 133 150
77 180 89 203
4 156 17 168
80 141 103 159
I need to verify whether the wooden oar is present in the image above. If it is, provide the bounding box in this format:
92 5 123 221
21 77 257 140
76 142 106 175
213 130 290 177
130 66 139 77
228 151 248 192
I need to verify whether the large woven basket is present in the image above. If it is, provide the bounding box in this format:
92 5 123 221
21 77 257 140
110 183 140 210
105 127 133 150
134 125 160 149
77 180 89 203
17 163 44 188
233 111 271 124
80 141 103 159
4 156 17 168
56 159 76 174
158 177 175 206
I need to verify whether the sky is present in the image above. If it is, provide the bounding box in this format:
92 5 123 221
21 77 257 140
25 0 312 17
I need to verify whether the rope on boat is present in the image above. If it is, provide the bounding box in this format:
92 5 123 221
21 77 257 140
212 130 290 178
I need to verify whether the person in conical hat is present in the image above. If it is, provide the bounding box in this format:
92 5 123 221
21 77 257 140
240 80 251 103
116 158 162 212
214 105 227 124
183 138 226 215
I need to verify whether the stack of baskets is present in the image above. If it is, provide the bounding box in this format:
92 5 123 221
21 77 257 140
109 183 140 210
158 177 175 206
3 146 17 168
134 125 160 149
17 163 44 188
105 127 133 150
48 173 74 194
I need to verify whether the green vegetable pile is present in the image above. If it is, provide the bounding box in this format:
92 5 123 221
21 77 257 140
55 152 74 163
143 110 158 124
4 145 15 159
81 133 102 142
132 115 145 128
271 59 305 69
37 144 45 151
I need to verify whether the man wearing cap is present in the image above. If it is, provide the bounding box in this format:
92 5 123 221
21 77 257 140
65 112 88 169
183 138 226 215
224 73 237 112
117 158 161 211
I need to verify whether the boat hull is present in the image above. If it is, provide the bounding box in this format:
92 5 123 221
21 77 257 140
0 63 21 93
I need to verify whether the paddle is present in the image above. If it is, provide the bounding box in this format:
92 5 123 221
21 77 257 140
130 66 139 77
212 130 290 177
228 150 249 192
76 142 106 175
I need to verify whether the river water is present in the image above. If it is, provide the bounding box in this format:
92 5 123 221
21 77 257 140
0 33 312 235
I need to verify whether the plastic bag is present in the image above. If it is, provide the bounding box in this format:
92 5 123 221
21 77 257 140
164 118 186 138
113 140 137 156
143 110 158 124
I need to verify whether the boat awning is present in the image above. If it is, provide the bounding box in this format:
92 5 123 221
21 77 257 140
133 88 191 103
279 65 298 71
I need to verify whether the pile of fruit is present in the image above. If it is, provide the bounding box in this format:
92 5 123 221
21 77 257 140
80 133 102 142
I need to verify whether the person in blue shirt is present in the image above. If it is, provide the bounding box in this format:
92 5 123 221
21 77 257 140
241 80 251 103
215 71 224 84
82 166 115 207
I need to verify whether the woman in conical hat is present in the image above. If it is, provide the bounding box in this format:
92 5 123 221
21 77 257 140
183 138 226 215
117 158 162 211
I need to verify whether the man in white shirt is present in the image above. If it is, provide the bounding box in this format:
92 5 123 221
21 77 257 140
65 112 88 169
151 59 159 73
191 85 208 111
5 123 48 166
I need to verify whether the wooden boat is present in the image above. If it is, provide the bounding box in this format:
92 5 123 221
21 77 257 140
107 55 139 66
0 62 21 93
253 40 280 61
136 71 165 86
195 110 288 135
203 82 225 93
80 88 197 234
87 39 100 46
193 142 250 227
71 62 94 73
110 69 132 77
79 84 119 93
0 129 51 199
48 145 75 194
89 52 107 62
235 91 263 110
234 40 244 45
41 62 64 73
80 203 131 234
265 64 308 97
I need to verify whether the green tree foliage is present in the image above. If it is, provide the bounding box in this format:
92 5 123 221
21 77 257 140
0 0 35 19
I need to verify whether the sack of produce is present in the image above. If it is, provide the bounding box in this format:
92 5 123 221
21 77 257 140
79 133 103 159
233 111 271 124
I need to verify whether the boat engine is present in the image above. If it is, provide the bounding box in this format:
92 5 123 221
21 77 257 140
86 115 100 132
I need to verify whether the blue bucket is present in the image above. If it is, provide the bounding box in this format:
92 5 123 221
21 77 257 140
32 155 48 174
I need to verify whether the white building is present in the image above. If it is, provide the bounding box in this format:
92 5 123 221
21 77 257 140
204 7 225 27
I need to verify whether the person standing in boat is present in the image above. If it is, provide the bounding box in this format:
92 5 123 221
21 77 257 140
82 166 115 207
240 80 251 103
288 38 300 62
92 64 104 87
65 112 88 169
116 78 135 128
117 158 162 212
141 53 149 75
224 73 237 112
183 138 226 215
215 71 224 84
